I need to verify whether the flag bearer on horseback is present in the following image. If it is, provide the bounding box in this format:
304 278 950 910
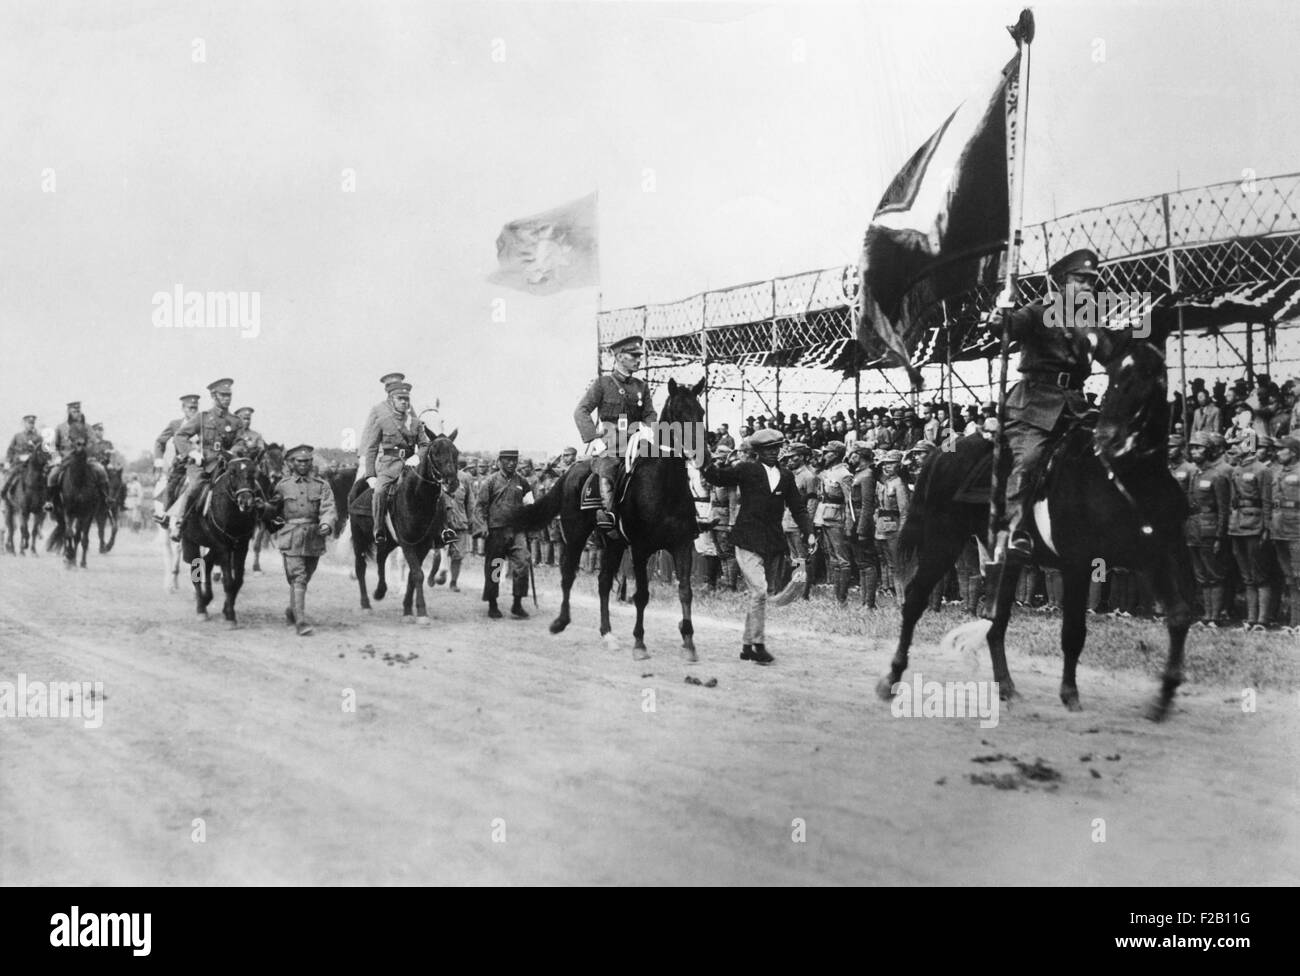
266 444 337 636
163 378 240 540
990 248 1105 561
2 414 44 501
45 401 112 512
573 335 658 537
359 378 428 547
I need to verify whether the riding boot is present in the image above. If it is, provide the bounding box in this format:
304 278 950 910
487 599 503 619
860 567 878 609
704 555 720 592
596 476 620 538
511 595 529 619
293 586 313 636
724 556 739 592
1244 586 1259 628
980 551 1027 622
965 573 984 618
1209 585 1226 627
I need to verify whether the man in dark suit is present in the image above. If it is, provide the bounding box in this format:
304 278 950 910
703 428 817 665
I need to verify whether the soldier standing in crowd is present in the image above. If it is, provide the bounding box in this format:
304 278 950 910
813 440 854 605
2 414 45 501
163 380 239 538
1264 435 1300 634
1185 431 1232 627
467 457 487 555
702 428 817 666
1229 432 1274 631
848 442 879 609
232 406 267 457
476 448 533 619
360 379 427 547
517 456 543 565
779 442 817 586
875 450 910 603
430 459 472 593
265 444 337 636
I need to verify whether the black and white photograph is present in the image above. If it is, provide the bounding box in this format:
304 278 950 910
1 0 1297 900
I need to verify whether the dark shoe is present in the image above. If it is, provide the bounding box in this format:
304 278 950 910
488 601 503 619
746 643 775 665
740 643 754 661
511 599 529 619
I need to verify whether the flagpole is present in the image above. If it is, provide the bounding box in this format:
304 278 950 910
987 9 1034 564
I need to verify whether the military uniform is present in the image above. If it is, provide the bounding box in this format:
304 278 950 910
164 380 240 537
813 442 855 604
269 445 338 635
45 403 111 507
152 394 201 512
476 451 533 617
848 446 880 608
1264 437 1300 630
360 381 428 542
1229 453 1274 629
574 335 658 529
231 408 267 457
427 470 471 592
1185 433 1232 625
2 419 44 500
875 453 911 601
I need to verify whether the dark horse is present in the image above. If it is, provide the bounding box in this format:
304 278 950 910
46 444 98 568
180 451 270 626
350 431 460 622
251 443 285 573
877 329 1194 721
4 445 49 556
513 377 706 662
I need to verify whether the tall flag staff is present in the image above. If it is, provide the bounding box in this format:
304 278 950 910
987 8 1036 568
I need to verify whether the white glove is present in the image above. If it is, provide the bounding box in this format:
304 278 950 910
153 458 165 471
366 476 377 491
318 522 332 536
404 453 420 468
18 453 30 463
807 533 819 555
588 438 607 455
522 491 535 506
187 449 203 464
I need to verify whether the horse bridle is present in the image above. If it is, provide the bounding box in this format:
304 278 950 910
205 457 259 542
1091 340 1168 536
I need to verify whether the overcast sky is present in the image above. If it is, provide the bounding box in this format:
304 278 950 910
3 0 1298 457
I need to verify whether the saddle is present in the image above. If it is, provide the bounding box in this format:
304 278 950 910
579 464 633 513
951 414 1097 506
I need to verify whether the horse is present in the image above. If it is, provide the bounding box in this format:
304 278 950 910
513 377 707 662
250 443 285 573
93 466 123 553
46 444 99 569
349 430 460 622
327 464 357 539
179 451 271 626
4 446 49 556
876 328 1195 721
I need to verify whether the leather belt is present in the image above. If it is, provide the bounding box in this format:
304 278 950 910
1021 370 1083 390
382 446 410 458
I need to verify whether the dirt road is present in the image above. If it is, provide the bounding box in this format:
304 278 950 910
1 533 1296 885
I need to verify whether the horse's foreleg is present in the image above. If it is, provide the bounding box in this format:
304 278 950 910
878 527 965 701
985 557 1024 702
1143 542 1194 721
374 542 389 601
223 545 248 626
596 538 623 640
1058 566 1090 711
673 544 696 661
252 528 263 573
402 546 428 623
631 550 651 661
353 538 371 609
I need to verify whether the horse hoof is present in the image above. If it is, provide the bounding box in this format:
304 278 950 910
253 569 263 576
1061 693 1083 712
226 620 238 630
359 604 372 612
601 633 618 650
1144 698 1171 722
401 615 415 624
549 619 567 634
416 616 431 626
875 675 899 701
681 647 698 664
632 646 650 661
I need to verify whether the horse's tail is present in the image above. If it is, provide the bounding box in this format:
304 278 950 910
511 478 564 532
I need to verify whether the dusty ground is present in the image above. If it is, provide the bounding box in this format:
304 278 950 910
1 531 1296 885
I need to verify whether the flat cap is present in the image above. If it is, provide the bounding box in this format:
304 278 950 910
180 394 201 404
748 428 784 448
285 444 314 460
379 372 406 385
609 336 644 354
1049 248 1101 280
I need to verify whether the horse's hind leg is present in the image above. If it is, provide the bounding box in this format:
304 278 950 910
374 542 389 601
673 543 697 662
1142 543 1194 721
550 521 584 634
985 557 1024 702
597 538 624 642
878 524 964 700
630 549 651 661
354 537 371 609
1058 566 1090 711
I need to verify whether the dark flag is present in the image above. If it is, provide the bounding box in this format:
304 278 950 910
857 54 1021 385
489 192 599 295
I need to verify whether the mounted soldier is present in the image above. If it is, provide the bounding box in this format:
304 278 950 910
163 378 241 540
232 406 267 457
359 378 429 547
45 401 112 512
2 413 45 501
153 393 201 516
573 335 658 537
